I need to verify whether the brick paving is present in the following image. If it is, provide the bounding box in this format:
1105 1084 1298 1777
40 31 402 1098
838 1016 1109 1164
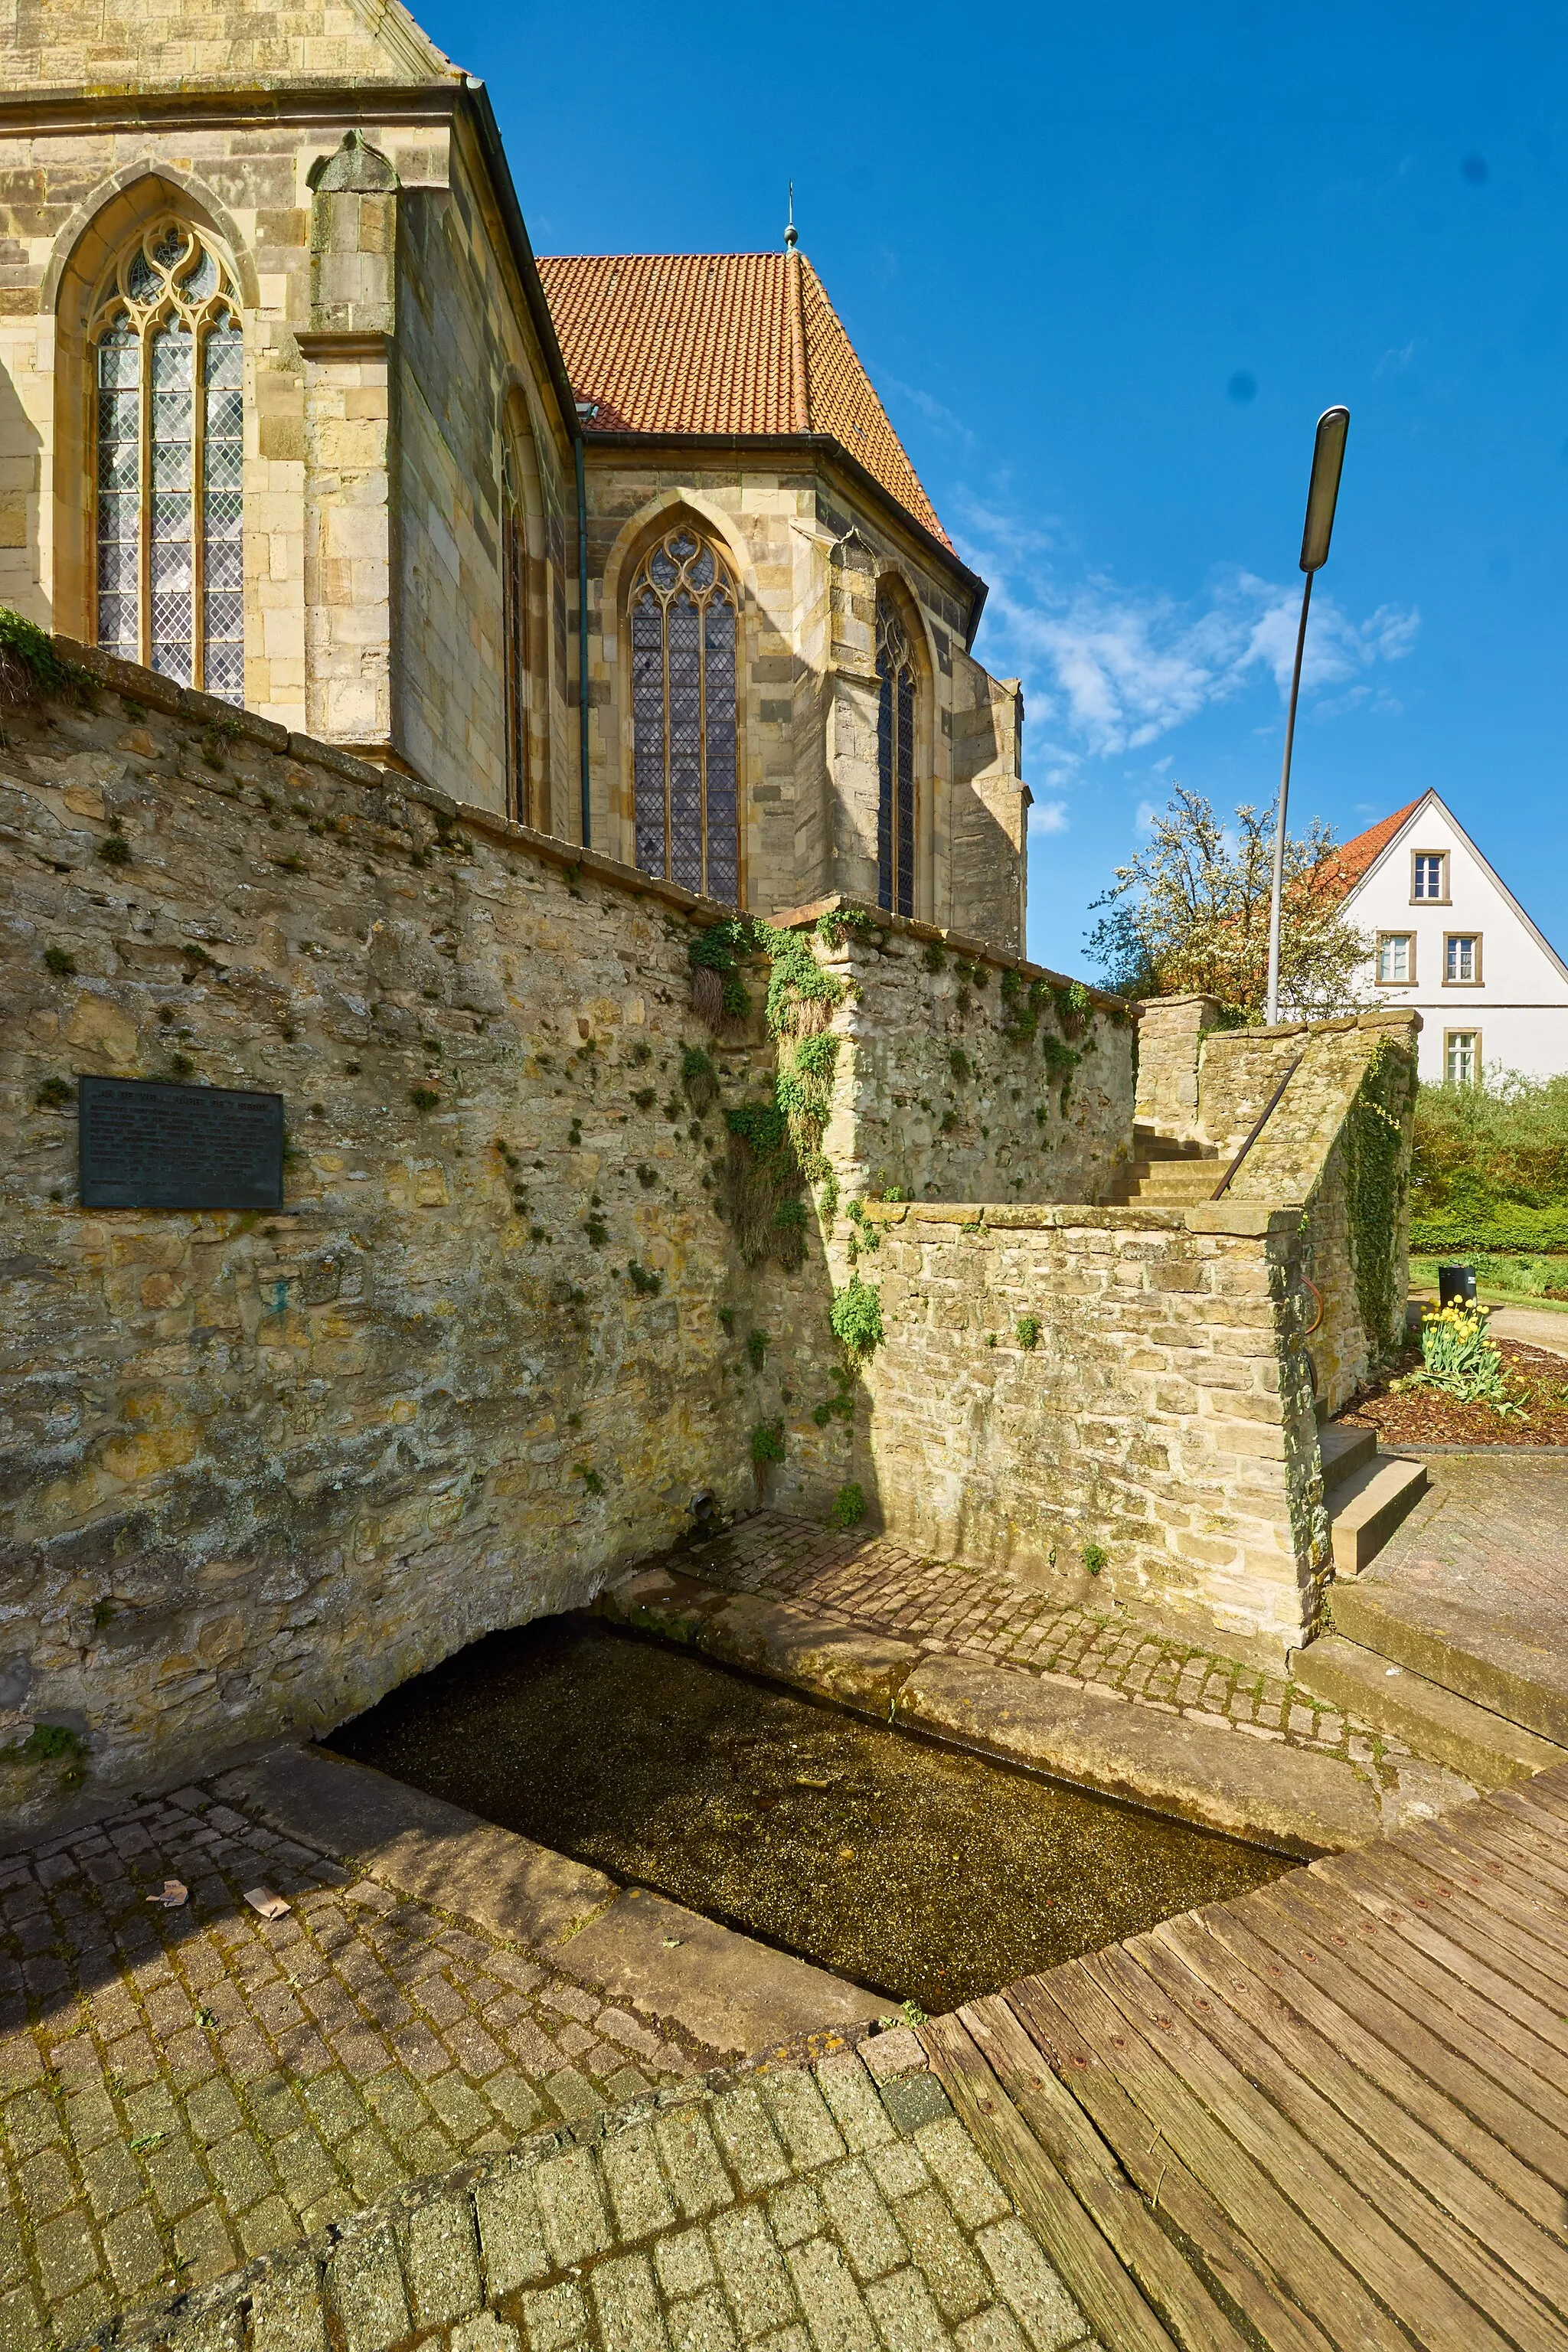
62 2027 1095 2352
696 1514 1387 1765
0 1784 713 2351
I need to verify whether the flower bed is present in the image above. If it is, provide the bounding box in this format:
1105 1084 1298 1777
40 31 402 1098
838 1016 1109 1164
1344 1338 1568 1447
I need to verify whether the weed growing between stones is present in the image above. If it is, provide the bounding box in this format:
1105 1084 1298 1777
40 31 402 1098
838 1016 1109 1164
43 945 76 976
409 1086 439 1113
831 1481 866 1529
681 1045 718 1114
746 1328 769 1372
626 1261 663 1295
1016 1315 1040 1350
831 1277 884 1357
812 1366 857 1426
34 1077 72 1108
1083 1544 1107 1576
573 1463 605 1495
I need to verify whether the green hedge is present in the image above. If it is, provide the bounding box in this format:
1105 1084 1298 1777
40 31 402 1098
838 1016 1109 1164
1410 1209 1568 1254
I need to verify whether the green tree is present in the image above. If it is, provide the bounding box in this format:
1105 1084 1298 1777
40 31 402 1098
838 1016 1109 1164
1087 785 1368 1021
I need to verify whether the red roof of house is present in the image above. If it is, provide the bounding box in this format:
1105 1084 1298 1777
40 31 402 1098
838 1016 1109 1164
1321 800 1423 899
534 251 950 550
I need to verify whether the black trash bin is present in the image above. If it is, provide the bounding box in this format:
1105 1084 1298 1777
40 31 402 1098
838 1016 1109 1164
1438 1263 1478 1309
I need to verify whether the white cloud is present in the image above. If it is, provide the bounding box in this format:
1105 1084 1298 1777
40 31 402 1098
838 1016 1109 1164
1135 799 1159 835
1029 798 1070 836
952 501 1419 762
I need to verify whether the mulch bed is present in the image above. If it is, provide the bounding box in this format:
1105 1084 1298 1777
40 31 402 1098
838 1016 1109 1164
1343 1338 1568 1448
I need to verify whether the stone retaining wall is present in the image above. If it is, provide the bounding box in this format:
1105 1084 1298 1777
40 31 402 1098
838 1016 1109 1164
854 1200 1328 1660
0 645 1130 1827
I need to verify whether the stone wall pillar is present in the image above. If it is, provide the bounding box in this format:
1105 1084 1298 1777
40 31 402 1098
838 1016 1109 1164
297 133 399 753
1135 993 1221 1139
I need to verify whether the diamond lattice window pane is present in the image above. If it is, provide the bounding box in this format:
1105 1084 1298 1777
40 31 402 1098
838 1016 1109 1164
152 545 194 596
152 494 192 544
631 593 668 877
97 493 139 544
98 439 139 492
182 249 219 302
204 536 243 591
152 330 193 389
152 438 192 491
97 337 140 390
97 541 138 593
151 639 193 687
126 252 158 302
206 389 243 438
204 326 243 388
204 642 244 700
96 596 137 652
204 438 242 491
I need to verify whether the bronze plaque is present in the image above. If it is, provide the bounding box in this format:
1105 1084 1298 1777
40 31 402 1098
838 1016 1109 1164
78 1076 285 1210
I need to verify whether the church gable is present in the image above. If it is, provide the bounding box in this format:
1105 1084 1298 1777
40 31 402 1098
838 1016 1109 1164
5 0 458 92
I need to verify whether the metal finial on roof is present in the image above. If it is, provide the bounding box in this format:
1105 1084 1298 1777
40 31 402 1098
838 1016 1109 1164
785 181 799 255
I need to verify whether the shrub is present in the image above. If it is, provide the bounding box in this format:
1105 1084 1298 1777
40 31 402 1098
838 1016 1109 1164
831 1483 867 1530
1412 1072 1568 1223
0 607 82 704
831 1277 884 1357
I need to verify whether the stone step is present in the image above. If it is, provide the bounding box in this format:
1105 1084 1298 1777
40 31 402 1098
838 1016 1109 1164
1129 1173 1221 1203
1328 1455 1429 1576
1318 1419 1377 1494
1132 1126 1219 1163
1289 1634 1566 1788
1331 1578 1568 1748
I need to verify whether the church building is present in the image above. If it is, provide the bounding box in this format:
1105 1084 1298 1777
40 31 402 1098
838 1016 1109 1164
0 0 1030 946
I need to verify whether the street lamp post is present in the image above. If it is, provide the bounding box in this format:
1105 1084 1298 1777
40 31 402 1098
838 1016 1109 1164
1264 405 1351 1027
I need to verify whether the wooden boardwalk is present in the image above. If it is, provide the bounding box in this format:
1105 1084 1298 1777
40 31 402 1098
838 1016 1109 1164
922 1763 1568 2351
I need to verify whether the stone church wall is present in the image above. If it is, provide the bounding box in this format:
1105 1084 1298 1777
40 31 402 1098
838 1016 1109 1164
0 640 1126 1828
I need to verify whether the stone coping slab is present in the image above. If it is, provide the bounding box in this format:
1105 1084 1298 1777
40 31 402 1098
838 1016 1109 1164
858 1198 1296 1236
602 1565 1395 1857
220 1746 883 2057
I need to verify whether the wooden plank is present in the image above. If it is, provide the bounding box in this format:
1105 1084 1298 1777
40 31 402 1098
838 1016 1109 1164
1405 1815 1568 1929
1152 1909 1568 2324
1237 1877 1568 2206
1022 1965 1416 2352
957 1995 1263 2352
1361 1834 1568 1979
919 2010 1181 2352
1507 1768 1568 1827
1316 1843 1568 2013
1431 1807 1568 1909
1478 1792 1568 1893
1279 1863 1568 2126
1090 1940 1524 2352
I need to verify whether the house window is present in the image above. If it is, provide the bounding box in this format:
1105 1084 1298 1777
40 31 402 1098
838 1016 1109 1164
876 596 916 917
1445 933 1481 984
1446 1031 1480 1086
91 220 243 701
1376 933 1414 985
629 528 739 903
1412 851 1447 902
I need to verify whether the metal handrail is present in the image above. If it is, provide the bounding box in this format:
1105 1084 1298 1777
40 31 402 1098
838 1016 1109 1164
1210 1054 1305 1200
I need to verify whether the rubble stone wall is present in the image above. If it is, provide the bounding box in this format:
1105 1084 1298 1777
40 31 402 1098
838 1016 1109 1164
0 647 1128 1825
853 1199 1327 1661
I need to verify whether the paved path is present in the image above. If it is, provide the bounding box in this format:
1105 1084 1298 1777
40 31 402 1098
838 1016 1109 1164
924 1761 1568 2350
0 1778 718 2348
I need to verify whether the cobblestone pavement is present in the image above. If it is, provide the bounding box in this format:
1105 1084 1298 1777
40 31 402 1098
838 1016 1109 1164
0 1783 714 2351
61 2027 1097 2352
695 1515 1395 1766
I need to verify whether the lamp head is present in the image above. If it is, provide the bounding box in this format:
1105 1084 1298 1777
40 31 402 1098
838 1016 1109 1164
1300 406 1350 573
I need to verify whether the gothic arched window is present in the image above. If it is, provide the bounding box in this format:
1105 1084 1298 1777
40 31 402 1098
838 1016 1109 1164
501 439 529 824
90 220 244 701
876 596 916 917
629 528 739 903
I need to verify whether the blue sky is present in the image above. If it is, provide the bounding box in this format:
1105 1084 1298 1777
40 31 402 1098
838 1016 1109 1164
424 0 1568 976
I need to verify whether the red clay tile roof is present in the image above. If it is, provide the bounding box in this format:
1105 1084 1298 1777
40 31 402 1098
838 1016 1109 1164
1320 800 1424 899
534 251 951 550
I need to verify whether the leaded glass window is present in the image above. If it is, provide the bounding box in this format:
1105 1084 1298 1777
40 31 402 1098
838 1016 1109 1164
629 528 738 903
90 222 244 702
501 444 528 824
876 596 916 917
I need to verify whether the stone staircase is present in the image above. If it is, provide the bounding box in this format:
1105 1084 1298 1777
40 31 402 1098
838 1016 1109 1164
1294 1429 1568 1788
1107 1122 1224 1207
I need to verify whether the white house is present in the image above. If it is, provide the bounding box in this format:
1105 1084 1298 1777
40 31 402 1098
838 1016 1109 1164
1330 790 1568 1083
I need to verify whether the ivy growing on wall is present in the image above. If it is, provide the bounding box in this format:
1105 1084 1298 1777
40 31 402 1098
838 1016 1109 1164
1343 1043 1416 1362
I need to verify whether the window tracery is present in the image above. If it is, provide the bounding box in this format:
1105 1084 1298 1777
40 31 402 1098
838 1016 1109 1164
629 528 739 903
90 220 244 701
876 595 916 917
